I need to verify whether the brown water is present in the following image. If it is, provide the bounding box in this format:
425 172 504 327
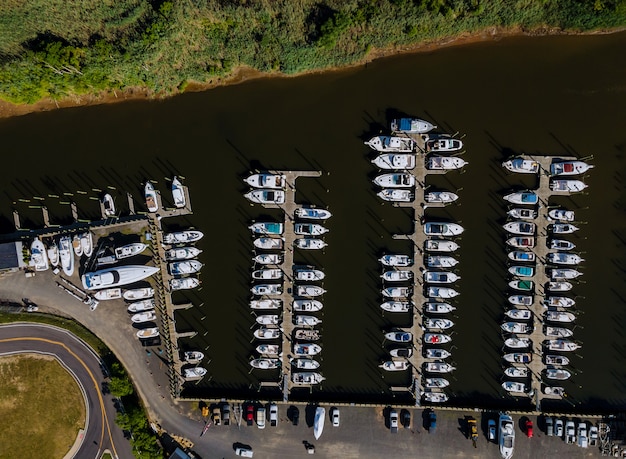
1 32 625 411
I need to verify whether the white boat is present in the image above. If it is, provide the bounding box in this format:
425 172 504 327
543 386 565 396
296 285 326 297
389 348 413 359
422 391 449 403
423 318 454 330
424 240 459 252
426 137 463 152
501 322 531 334
425 191 459 204
72 235 83 257
544 339 581 351
251 269 283 280
391 117 436 134
377 189 414 202
171 176 186 208
294 207 332 220
508 280 534 292
424 333 452 345
504 367 529 378
251 284 282 296
163 230 204 245
426 156 468 170
293 343 322 356
94 288 122 300
508 295 532 306
502 381 528 394
548 209 575 222
256 344 281 355
293 358 320 370
426 256 458 268
145 182 158 213
165 247 202 261
292 300 323 312
547 252 584 265
382 270 413 282
503 221 536 236
506 237 535 249
550 268 582 280
46 241 59 267
425 348 451 359
544 296 575 308
294 223 329 236
245 173 286 189
294 315 322 326
382 287 412 298
551 179 587 192
507 208 537 220
314 407 325 440
294 267 325 281
545 326 573 338
253 254 283 265
384 331 412 343
294 238 327 250
250 358 280 369
379 254 413 267
423 271 460 284
294 329 320 341
504 337 531 349
131 311 157 324
380 301 412 313
127 299 155 313
503 191 538 205
59 236 74 276
366 136 415 153
371 153 416 170
30 238 49 271
507 251 536 263
253 237 284 250
102 193 116 217
424 302 456 314
550 223 579 234
256 315 280 325
427 287 459 299
545 311 576 323
168 260 203 275
546 368 572 380
115 243 148 259
250 299 282 309
424 222 464 236
550 160 594 176
82 265 160 290
508 266 534 277
137 327 159 339
425 377 450 389
169 277 200 291
183 351 204 363
545 355 570 365
244 189 285 204
183 367 207 380
547 281 573 292
503 353 532 364
424 361 455 373
249 222 284 235
380 360 409 371
373 173 416 188
254 327 281 340
550 239 576 251
502 158 540 174
505 309 532 320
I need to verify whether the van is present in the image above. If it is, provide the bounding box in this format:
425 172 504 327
256 407 266 429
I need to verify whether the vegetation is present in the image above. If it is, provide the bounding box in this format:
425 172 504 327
0 0 624 103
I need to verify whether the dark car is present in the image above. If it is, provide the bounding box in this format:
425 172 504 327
291 407 299 426
428 410 437 434
222 403 230 426
246 405 254 426
401 410 411 429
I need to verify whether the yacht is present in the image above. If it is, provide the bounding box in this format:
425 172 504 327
508 280 534 292
425 348 451 359
168 260 203 276
293 343 322 356
550 268 582 280
256 344 281 355
424 240 459 252
503 191 538 205
502 158 540 174
545 311 576 323
508 251 536 263
504 337 531 349
547 281 573 292
423 222 464 236
249 222 284 235
249 358 281 370
504 367 529 378
545 326 573 338
425 377 451 389
508 295 532 306
253 237 284 250
292 372 325 385
251 268 283 280
292 300 323 312
384 331 412 343
380 360 409 371
72 235 83 257
115 242 148 259
244 189 286 204
30 238 49 271
423 271 460 284
507 207 537 220
131 311 157 324
503 221 536 236
294 238 327 250
169 277 201 291
144 181 158 213
102 193 116 217
502 381 528 394
426 256 458 268
544 339 581 351
171 176 186 208
244 173 286 189
136 327 159 339
550 223 579 234
59 237 74 276
426 137 463 152
425 191 459 204
544 296 575 308
293 358 320 370
547 252 584 265
163 230 204 245
183 351 204 364
422 391 449 403
424 302 456 314
506 237 535 249
254 327 281 340
424 361 455 373
550 239 576 251
80 232 93 257
296 285 326 297
550 179 587 192
377 189 414 202
365 136 415 153
382 287 412 298
127 299 155 313
256 315 280 325
294 207 332 220
294 267 325 281
382 270 413 282
250 284 282 296
389 348 413 359
294 329 320 341
380 301 412 313
165 247 202 261
548 209 575 222
550 160 594 176
427 287 459 299
501 322 531 334
294 315 322 326
505 309 532 320
94 288 122 300
253 254 283 265
423 318 454 330
503 353 532 364
379 254 413 267
390 117 436 134
546 368 572 380
46 240 59 267
82 265 160 290
183 367 207 380
373 173 416 188
508 266 534 277
426 156 468 170
545 355 570 365
372 153 416 170
294 223 329 236
543 386 566 397
314 406 326 440
250 299 282 309
424 333 452 344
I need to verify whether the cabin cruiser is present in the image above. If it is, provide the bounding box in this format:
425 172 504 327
424 222 464 236
377 189 414 202
72 235 83 257
501 322 531 334
365 136 416 152
503 353 532 364
165 247 202 261
507 207 537 220
550 268 582 280
424 333 452 344
250 299 282 309
545 355 570 366
422 391 449 403
424 302 456 314
144 181 158 213
29 238 49 271
253 237 284 250
47 240 59 267
544 296 575 308
251 284 282 296
546 368 572 380
506 237 535 249
256 344 281 355
550 223 579 234
426 156 468 170
294 267 325 281
294 238 327 250
249 222 284 235
294 223 329 236
426 137 463 152
293 300 323 312
425 191 459 204
296 285 326 297
544 339 581 351
505 309 532 320
426 255 458 268
250 358 280 369
137 327 160 339
102 193 116 217
127 299 155 313
502 381 528 394
425 377 450 389
550 160 594 176
550 239 576 251
244 189 285 204
115 242 148 259
94 288 122 301
424 361 455 373
294 315 322 326
508 280 534 292
504 337 531 349
423 271 460 284
379 254 413 267
380 301 412 312
251 269 283 280
424 240 459 252
168 260 203 276
502 158 539 174
423 318 454 330
183 367 207 380
372 153 416 170
382 270 413 282
171 176 185 208
183 351 204 363
385 331 412 343
294 207 332 220
382 287 412 298
548 209 575 222
292 372 325 386
293 343 322 356
131 311 157 324
504 367 529 378
550 179 587 192
508 251 536 263
294 329 321 341
80 232 93 257
545 311 576 323
169 277 201 291
508 295 532 306
547 281 573 292
292 358 320 370
503 191 538 205
82 265 160 290
427 287 459 299
244 173 286 189
254 327 281 340
391 117 436 133
508 266 534 277
163 230 204 245
543 386 566 397
256 315 280 325
379 360 409 371
503 221 536 236
547 252 584 265
545 326 574 338
390 348 413 358
373 173 416 188
314 406 325 440
253 254 283 265
59 236 74 276
425 348 451 359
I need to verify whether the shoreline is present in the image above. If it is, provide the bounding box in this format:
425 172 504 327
0 26 622 120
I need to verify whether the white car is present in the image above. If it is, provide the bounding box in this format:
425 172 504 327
577 422 588 448
269 403 278 427
390 409 398 433
256 407 266 429
566 420 576 444
235 447 254 457
487 419 496 441
555 419 564 438
332 408 340 427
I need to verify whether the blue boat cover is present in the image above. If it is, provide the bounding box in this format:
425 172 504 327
399 118 412 131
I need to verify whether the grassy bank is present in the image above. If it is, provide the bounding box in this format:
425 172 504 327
0 0 624 105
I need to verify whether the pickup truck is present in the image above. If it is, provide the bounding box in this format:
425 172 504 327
565 420 576 444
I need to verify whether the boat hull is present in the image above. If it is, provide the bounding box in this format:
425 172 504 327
82 266 160 290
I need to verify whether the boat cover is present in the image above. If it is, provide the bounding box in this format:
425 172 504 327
399 118 412 131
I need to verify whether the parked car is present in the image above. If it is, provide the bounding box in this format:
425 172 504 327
269 403 278 427
256 407 266 429
566 420 576 444
235 446 254 457
577 422 588 448
332 408 340 427
222 403 230 426
525 419 533 438
545 416 553 436
291 406 299 426
589 425 599 446
212 407 221 426
555 418 564 438
390 409 398 433
401 410 411 429
428 410 437 434
246 405 254 426
488 419 496 441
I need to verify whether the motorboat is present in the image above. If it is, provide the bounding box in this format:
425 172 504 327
550 239 576 251
256 314 280 325
165 246 202 261
169 277 201 291
183 367 207 380
425 348 451 359
550 268 582 280
545 355 570 366
545 311 576 323
508 266 534 277
294 223 329 236
547 281 573 292
183 351 204 363
102 193 116 217
294 315 322 326
426 137 463 152
82 265 160 290
504 367 529 378
379 360 409 371
547 252 584 265
424 240 459 252
145 181 158 212
424 333 452 344
379 254 413 267
294 329 320 341
426 156 468 170
543 386 566 397
550 160 594 176
253 237 284 250
425 191 459 204
366 136 416 153
29 238 49 271
244 189 285 204
251 268 283 280
256 344 281 355
136 327 159 339
504 337 531 349
508 295 532 306
508 251 536 263
380 301 412 313
506 237 535 249
505 309 532 320
382 287 412 298
294 238 327 250
423 271 460 284
115 243 148 259
293 300 323 312
253 254 283 265
80 232 93 257
503 191 538 205
385 331 412 343
425 377 450 389
551 179 587 192
250 299 282 309
503 353 532 364
296 285 326 297
72 235 83 257
371 153 416 170
59 236 74 277
127 299 155 313
501 322 531 334
427 287 459 299
391 117 436 133
244 173 286 189
424 361 455 373
163 230 204 245
94 288 122 300
546 368 572 380
426 256 458 268
423 318 454 330
131 311 157 324
422 391 449 403
544 296 575 308
507 208 537 220
508 280 534 292
377 189 414 202
544 339 581 351
171 176 185 208
254 327 281 340
294 207 332 220
249 222 284 235
168 260 203 276
503 221 536 236
250 284 282 296
545 326 573 338
293 343 322 356
294 267 325 281
293 358 320 370
502 158 539 174
502 381 528 394
47 240 59 267
424 222 464 236
548 209 575 222
382 270 413 282
250 358 280 369
314 406 326 440
550 223 579 234
373 173 416 188
390 348 413 358
424 302 456 314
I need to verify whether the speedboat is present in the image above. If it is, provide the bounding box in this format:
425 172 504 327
427 287 459 299
293 343 322 356
550 268 582 280
424 302 456 314
391 117 436 134
425 377 450 389
256 344 281 355
183 351 204 363
253 254 283 265
503 353 532 364
127 299 155 313
183 367 207 380
508 295 532 306
385 331 412 343
169 277 200 291
293 300 323 312
546 368 572 380
550 160 594 176
94 288 122 300
390 348 413 358
505 309 532 320
165 246 202 261
294 223 329 236
551 179 587 192
250 284 282 296
244 173 286 189
82 265 160 290
508 251 536 263
171 176 186 208
425 191 459 204
294 315 322 326
291 358 320 370
424 333 452 344
424 240 459 252
543 386 566 397
548 209 575 222
372 153 416 170
508 280 534 292
382 287 412 298
544 296 575 308
59 236 74 276
253 237 284 250
380 301 412 312
508 266 534 277
506 237 535 249
249 222 284 235
168 260 203 275
422 391 449 403
131 311 157 324
426 156 468 170
250 299 282 309
550 239 576 251
296 285 326 297
503 221 536 236
251 269 283 280
507 208 537 220
425 348 451 359
426 137 463 152
424 361 455 373
426 256 458 268
294 267 325 281
502 381 528 394
382 270 413 282
547 281 573 292
380 360 409 371
550 223 579 234
544 339 581 351
379 254 413 266
244 189 285 204
504 367 528 378
366 136 415 153
503 191 538 205
501 322 531 334
30 238 49 271
547 252 584 265
256 315 280 325
294 238 327 250
294 207 332 220
504 337 531 349
80 232 93 257
424 222 464 236
47 240 59 267
545 355 570 366
254 327 281 340
423 271 460 283
545 311 576 323
163 230 204 245
102 193 116 217
72 235 83 257
145 181 158 212
377 189 414 202
250 358 280 369
502 158 539 174
294 329 321 341
137 327 159 339
115 243 148 259
424 318 454 330
373 173 416 188
545 326 573 338
314 406 326 440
